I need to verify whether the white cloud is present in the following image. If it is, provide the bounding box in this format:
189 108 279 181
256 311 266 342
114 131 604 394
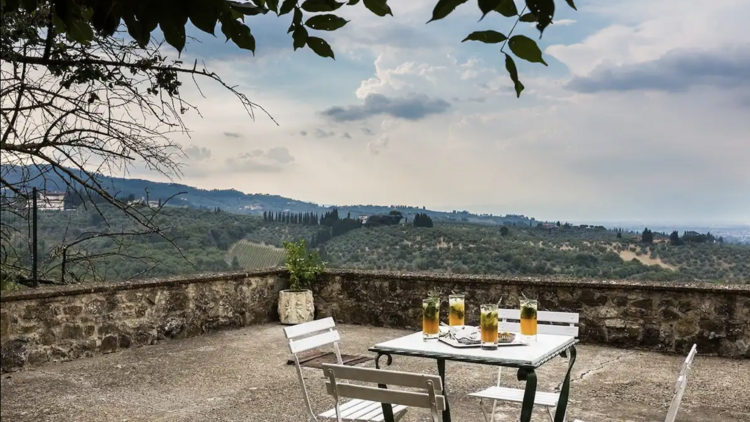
126 0 749 224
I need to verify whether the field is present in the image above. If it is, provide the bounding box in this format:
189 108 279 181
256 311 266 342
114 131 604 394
319 224 750 283
226 241 286 269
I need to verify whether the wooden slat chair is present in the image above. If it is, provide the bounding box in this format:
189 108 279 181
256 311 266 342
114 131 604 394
284 318 408 422
322 363 446 422
573 344 698 422
469 309 580 422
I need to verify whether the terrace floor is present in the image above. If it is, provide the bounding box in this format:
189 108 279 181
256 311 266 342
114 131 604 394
2 324 749 422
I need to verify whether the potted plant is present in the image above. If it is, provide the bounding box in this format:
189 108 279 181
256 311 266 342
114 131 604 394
279 239 326 325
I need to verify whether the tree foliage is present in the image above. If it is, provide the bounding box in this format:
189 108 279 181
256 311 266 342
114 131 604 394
2 0 577 97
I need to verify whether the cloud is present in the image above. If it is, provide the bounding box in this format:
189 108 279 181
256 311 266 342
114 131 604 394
452 96 487 103
567 48 750 93
341 132 352 139
223 132 243 138
184 145 212 162
225 147 295 173
313 128 336 138
361 127 375 136
299 130 308 136
367 135 389 155
320 93 451 122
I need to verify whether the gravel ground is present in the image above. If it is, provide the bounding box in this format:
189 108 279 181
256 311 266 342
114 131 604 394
2 324 748 422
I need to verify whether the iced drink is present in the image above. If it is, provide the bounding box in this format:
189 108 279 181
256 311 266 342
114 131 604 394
449 294 465 326
480 304 499 350
520 298 538 343
423 297 440 340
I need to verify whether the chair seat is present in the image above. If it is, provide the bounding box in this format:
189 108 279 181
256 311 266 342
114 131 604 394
469 386 560 407
318 398 408 421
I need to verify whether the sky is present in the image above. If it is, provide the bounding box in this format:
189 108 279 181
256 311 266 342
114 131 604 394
129 0 750 225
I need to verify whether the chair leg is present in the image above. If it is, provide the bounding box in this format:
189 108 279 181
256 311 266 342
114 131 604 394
548 406 565 422
478 398 491 422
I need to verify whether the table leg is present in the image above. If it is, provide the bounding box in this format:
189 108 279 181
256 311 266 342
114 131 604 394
375 353 395 422
517 367 538 422
437 358 452 422
553 346 577 422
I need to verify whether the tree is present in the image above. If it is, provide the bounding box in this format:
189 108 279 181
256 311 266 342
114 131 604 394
669 230 682 246
642 228 654 244
413 213 433 228
616 231 622 239
500 226 509 237
4 0 576 100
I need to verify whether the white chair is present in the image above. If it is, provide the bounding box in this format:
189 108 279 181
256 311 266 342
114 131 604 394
573 344 698 422
469 309 580 422
284 317 408 422
322 363 446 422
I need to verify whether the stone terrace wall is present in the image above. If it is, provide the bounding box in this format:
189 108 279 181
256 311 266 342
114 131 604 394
1 270 286 373
313 270 750 359
2 269 748 373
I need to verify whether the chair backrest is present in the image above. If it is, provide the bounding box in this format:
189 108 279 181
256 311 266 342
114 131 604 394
322 363 446 422
498 308 580 337
664 344 697 422
284 318 343 421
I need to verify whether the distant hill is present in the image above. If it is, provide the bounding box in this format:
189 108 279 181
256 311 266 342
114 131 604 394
1 165 536 225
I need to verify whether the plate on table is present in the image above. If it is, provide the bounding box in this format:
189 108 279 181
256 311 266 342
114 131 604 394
438 326 524 349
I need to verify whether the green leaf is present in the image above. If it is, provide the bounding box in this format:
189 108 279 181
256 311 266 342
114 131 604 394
301 0 343 12
509 35 547 65
461 30 506 44
525 0 554 36
266 0 279 13
67 19 95 44
305 14 348 31
220 15 235 41
504 53 524 98
293 25 308 50
348 0 360 4
519 12 536 22
307 36 334 59
279 0 296 15
231 23 256 52
494 0 517 17
362 0 392 16
428 0 468 23
477 0 501 21
188 0 223 35
565 0 577 10
160 21 186 52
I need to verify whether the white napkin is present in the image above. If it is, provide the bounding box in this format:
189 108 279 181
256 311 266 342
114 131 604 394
453 326 480 344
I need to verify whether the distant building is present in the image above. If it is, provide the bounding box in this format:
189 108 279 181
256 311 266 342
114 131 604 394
38 190 65 211
358 215 369 225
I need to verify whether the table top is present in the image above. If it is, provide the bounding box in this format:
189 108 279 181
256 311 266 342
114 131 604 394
369 331 577 368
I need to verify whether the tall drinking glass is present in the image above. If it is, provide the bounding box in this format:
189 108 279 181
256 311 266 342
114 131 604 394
422 297 440 341
449 294 465 326
520 298 538 343
480 304 499 350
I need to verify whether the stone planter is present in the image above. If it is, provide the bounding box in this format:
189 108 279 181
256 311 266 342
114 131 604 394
278 289 314 325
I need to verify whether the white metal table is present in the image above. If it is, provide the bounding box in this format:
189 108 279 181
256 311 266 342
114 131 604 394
369 332 578 422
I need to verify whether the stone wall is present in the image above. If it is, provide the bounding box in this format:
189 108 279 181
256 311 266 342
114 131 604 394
3 269 748 373
313 270 750 359
1 270 286 373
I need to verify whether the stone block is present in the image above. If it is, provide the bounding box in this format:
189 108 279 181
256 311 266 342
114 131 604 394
674 318 699 339
1 338 28 371
100 335 118 353
1 312 10 339
630 298 653 310
63 305 83 316
61 325 85 340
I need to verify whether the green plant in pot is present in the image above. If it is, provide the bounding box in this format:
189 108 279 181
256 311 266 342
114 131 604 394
279 239 326 325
